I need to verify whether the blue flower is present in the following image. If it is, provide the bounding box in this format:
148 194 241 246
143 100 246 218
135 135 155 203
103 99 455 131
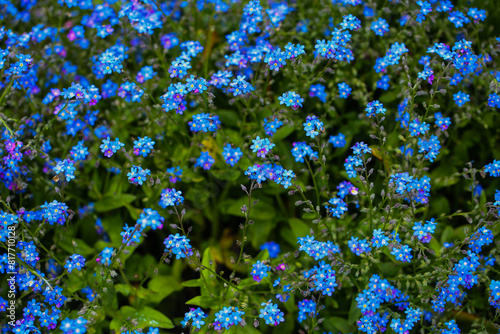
164 234 193 259
188 113 221 133
329 133 346 147
291 142 318 162
349 236 371 256
214 306 245 330
278 91 303 108
127 166 151 185
229 75 254 96
251 136 275 158
100 136 124 158
159 188 184 208
338 82 352 98
53 159 76 182
181 308 207 329
298 299 316 323
133 136 155 157
303 115 324 138
484 160 500 177
98 247 114 266
309 84 327 102
137 208 164 230
251 260 270 282
70 140 89 161
195 151 215 170
371 18 389 36
120 224 142 246
260 241 280 258
372 229 389 248
325 197 348 218
263 117 283 136
40 200 69 225
391 244 413 262
259 300 285 326
376 75 390 90
453 91 470 106
365 100 386 117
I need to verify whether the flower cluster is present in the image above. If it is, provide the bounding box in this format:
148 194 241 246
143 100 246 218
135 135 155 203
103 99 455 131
159 188 184 208
390 172 431 204
137 208 164 230
244 163 295 188
297 235 340 260
325 197 348 218
213 306 244 330
164 234 193 259
329 133 346 147
304 261 338 296
418 135 441 162
264 43 305 71
100 137 124 158
291 142 318 163
40 200 69 225
365 100 386 118
309 84 327 102
314 14 359 62
181 307 208 329
222 144 243 167
412 218 437 243
188 113 221 133
278 91 303 108
64 254 86 273
297 299 316 323
303 115 324 138
349 237 372 256
127 165 151 185
195 151 215 170
344 142 371 178
251 136 275 158
259 301 285 326
251 260 270 282
133 136 155 157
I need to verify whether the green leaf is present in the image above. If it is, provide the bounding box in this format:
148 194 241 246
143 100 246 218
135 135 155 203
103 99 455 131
323 316 351 333
237 277 260 288
115 283 132 297
147 275 183 304
182 279 202 287
185 295 218 308
222 197 276 220
301 212 317 220
272 126 294 141
288 218 310 239
217 109 240 127
125 204 141 220
136 306 174 329
104 175 125 196
95 193 136 212
211 168 242 182
58 238 94 257
247 219 274 248
101 215 126 247
272 315 294 334
66 274 88 293
440 226 454 244
280 227 297 247
111 306 174 330
348 295 361 325
201 247 218 294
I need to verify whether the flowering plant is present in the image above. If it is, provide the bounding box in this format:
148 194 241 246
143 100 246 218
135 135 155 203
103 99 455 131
1 0 500 333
